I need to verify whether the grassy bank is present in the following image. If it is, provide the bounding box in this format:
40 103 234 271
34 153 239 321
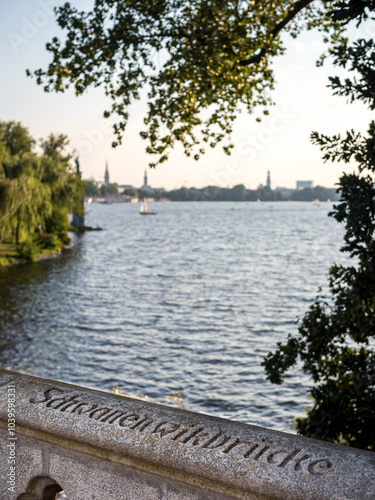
0 241 63 268
0 243 23 267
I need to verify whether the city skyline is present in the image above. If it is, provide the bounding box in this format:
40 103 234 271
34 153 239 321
97 162 318 192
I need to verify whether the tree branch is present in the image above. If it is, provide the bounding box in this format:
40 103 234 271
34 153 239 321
239 0 315 66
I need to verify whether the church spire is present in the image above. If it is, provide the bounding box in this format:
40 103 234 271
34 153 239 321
104 161 109 184
141 167 152 191
266 170 271 189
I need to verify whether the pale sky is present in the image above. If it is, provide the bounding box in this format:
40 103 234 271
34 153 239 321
1 1 374 190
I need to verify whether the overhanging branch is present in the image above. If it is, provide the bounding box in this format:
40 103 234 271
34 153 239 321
239 0 316 66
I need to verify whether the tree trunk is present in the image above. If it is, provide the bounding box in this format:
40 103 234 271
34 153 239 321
16 215 20 246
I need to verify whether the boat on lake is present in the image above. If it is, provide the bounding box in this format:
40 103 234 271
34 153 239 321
140 199 156 215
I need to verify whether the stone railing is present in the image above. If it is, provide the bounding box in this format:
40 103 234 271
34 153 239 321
0 369 374 500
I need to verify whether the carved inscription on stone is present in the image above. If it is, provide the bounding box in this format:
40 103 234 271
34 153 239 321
29 387 334 477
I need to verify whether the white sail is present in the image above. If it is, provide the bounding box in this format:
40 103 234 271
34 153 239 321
140 199 149 213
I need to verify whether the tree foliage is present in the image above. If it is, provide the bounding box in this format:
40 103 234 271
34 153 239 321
0 157 52 245
0 122 84 254
30 0 357 166
0 121 35 157
163 183 282 201
84 180 101 198
289 185 339 201
263 37 375 451
41 133 71 160
100 182 119 197
329 39 375 109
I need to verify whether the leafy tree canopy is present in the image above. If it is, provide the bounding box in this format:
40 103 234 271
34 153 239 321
164 183 282 201
289 185 339 200
0 121 35 157
30 0 370 167
84 180 101 198
101 182 119 197
41 133 72 161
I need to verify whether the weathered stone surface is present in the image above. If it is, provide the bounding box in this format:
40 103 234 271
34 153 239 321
49 443 242 500
1 432 240 500
0 428 44 500
0 369 374 500
49 447 164 500
164 483 248 500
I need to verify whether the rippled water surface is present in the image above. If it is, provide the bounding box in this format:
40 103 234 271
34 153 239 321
0 202 347 432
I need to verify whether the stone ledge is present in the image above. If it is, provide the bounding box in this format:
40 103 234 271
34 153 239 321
0 369 374 500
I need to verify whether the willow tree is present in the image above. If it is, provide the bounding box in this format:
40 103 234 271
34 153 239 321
0 156 52 245
0 123 84 250
0 121 35 157
0 122 50 244
29 0 367 166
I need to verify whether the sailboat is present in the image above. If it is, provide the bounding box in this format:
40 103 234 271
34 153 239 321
140 198 156 215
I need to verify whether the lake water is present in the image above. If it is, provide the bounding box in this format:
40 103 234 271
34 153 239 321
0 201 347 432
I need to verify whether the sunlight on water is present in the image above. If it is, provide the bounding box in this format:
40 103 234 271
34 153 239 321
0 202 347 433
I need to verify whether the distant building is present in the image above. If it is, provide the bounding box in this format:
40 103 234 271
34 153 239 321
104 161 110 184
296 180 313 190
266 170 271 189
141 169 151 191
140 168 165 193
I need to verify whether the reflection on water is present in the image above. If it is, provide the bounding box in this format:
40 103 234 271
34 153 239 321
0 202 346 432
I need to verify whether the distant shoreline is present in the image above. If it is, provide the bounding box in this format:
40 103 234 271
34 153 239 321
86 182 339 204
86 198 336 205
